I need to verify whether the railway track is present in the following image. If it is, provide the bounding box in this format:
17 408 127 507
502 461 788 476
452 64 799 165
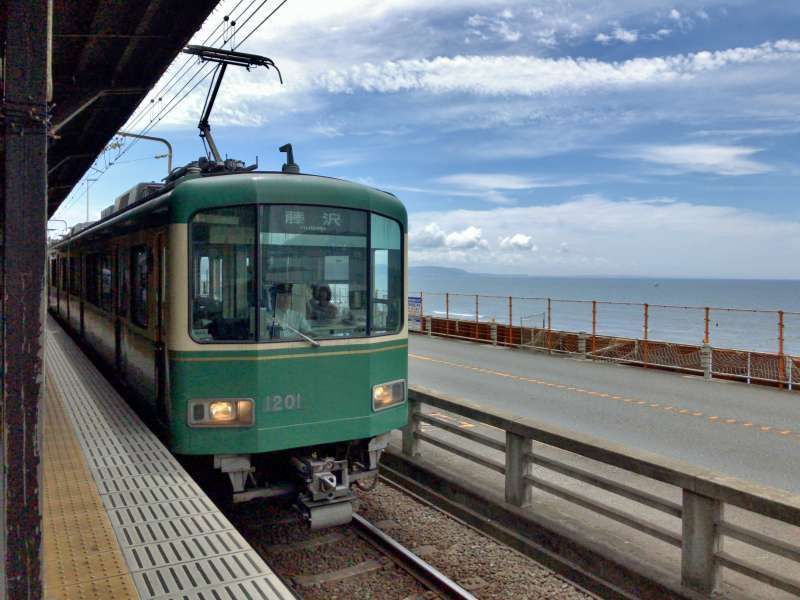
351 513 476 600
230 500 477 599
227 480 594 600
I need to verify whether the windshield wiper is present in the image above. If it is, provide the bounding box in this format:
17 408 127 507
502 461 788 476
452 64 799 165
272 318 320 347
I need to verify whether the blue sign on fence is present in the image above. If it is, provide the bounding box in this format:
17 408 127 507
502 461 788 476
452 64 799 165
408 296 422 331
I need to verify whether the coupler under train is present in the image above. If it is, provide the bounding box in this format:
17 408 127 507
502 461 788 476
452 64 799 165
212 433 389 529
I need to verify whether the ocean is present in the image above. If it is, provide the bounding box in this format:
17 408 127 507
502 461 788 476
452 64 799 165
409 267 800 355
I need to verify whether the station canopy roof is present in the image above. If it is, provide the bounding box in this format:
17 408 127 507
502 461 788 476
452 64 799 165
48 0 220 217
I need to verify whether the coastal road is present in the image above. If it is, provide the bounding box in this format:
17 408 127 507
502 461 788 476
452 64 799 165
409 334 800 493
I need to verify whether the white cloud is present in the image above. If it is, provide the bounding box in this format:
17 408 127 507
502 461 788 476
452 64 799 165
446 226 490 249
316 40 800 97
645 28 673 40
499 233 537 250
621 144 773 175
411 223 489 250
666 7 698 31
438 173 573 190
467 12 522 43
413 223 447 247
595 27 639 44
309 124 343 137
409 196 800 278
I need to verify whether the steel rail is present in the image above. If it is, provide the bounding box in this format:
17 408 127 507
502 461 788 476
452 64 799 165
351 514 477 600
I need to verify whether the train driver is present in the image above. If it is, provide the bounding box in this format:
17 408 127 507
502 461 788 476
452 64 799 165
271 283 312 339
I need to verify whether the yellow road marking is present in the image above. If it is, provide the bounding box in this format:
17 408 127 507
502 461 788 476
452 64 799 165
409 352 796 441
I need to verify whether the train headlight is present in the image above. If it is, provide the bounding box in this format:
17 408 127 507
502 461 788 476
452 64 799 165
209 401 235 421
188 399 254 427
372 380 406 411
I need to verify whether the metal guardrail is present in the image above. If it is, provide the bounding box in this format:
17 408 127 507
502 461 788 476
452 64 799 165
411 291 800 390
416 314 798 391
401 386 800 597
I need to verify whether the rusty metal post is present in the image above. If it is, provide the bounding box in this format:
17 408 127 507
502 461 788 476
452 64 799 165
508 296 513 345
704 307 710 345
778 310 785 387
546 298 552 353
475 294 479 340
591 300 597 357
2 0 49 595
643 303 649 368
445 292 450 337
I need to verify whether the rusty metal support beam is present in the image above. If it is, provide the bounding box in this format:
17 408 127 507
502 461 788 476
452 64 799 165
2 0 49 597
50 87 146 134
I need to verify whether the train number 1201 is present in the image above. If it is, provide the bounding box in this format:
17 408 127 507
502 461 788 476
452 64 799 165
263 393 303 412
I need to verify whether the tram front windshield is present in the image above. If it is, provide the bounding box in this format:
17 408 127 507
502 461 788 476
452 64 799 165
190 204 402 342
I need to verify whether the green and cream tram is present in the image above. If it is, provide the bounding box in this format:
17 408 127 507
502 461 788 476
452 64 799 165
49 165 408 527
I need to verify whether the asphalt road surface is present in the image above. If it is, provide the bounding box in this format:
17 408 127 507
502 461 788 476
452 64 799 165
409 334 800 493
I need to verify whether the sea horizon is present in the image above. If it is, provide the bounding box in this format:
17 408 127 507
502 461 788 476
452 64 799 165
409 267 800 355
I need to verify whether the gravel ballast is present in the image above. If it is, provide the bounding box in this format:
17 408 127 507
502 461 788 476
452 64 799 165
231 482 593 599
355 482 593 599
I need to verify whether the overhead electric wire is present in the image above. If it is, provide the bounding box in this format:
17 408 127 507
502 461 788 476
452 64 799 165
111 0 287 165
120 0 253 135
60 0 289 217
117 0 276 158
232 0 289 48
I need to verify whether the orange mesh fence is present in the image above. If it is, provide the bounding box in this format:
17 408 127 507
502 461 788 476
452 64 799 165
706 308 779 353
413 292 799 387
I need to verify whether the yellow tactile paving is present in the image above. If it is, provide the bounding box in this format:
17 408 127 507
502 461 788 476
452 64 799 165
42 375 138 600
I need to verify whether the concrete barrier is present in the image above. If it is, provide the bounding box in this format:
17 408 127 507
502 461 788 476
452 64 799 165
400 386 800 598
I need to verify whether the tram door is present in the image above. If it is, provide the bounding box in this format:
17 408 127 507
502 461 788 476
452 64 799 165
154 233 168 424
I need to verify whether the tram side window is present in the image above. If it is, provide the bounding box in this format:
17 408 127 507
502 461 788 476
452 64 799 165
370 214 403 335
118 248 129 317
60 258 68 291
100 254 113 312
69 256 81 296
190 206 256 341
131 246 149 328
85 254 99 305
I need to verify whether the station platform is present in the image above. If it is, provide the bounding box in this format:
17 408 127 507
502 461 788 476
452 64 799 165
42 317 295 599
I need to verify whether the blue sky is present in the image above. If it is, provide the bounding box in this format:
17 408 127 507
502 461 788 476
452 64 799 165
53 1 800 278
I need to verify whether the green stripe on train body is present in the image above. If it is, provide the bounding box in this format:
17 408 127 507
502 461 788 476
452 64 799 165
168 341 408 455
